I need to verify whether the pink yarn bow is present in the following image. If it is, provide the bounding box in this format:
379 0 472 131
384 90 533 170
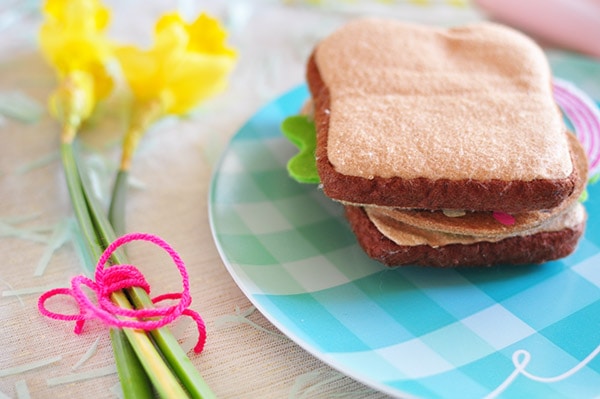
38 232 206 353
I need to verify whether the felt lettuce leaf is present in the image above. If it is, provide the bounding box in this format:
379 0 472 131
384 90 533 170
580 172 600 203
281 115 320 184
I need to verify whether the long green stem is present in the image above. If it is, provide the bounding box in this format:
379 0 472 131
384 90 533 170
111 290 191 399
69 142 191 399
108 170 128 236
60 142 154 399
60 142 103 266
110 329 154 399
75 143 215 399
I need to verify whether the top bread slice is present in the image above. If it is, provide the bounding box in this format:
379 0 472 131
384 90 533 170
307 19 579 213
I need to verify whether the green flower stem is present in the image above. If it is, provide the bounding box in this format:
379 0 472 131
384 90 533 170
110 329 154 399
60 142 153 399
76 144 216 399
108 169 128 236
120 100 163 171
110 290 191 399
60 142 103 266
127 290 218 399
110 100 163 237
63 142 193 399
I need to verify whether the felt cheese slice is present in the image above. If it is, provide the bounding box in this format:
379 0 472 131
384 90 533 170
346 202 586 267
365 202 585 248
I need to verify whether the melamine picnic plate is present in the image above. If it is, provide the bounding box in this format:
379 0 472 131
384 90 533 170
209 80 600 398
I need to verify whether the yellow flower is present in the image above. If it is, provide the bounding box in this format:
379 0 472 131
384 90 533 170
48 71 95 141
116 12 237 116
39 0 114 140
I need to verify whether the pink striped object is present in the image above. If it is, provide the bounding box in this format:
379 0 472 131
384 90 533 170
553 78 600 177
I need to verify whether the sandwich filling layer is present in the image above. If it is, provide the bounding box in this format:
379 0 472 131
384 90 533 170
366 202 585 248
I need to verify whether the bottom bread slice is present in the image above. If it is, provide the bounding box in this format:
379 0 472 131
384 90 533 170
345 205 586 267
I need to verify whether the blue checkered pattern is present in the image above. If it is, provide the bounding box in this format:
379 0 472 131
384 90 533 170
209 84 600 398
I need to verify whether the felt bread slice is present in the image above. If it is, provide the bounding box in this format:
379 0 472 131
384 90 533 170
308 19 578 212
346 203 586 267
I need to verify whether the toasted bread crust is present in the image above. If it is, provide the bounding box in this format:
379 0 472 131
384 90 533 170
308 53 578 213
345 205 585 267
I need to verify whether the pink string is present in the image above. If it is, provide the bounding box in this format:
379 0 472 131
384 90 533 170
553 78 600 176
38 232 206 353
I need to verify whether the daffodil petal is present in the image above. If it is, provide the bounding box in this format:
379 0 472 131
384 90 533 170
153 14 189 55
116 11 237 116
155 13 186 36
188 13 236 56
40 28 110 72
39 0 114 104
87 62 114 101
43 0 110 33
115 46 163 103
163 54 236 114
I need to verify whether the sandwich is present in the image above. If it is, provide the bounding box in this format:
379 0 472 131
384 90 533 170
282 18 588 267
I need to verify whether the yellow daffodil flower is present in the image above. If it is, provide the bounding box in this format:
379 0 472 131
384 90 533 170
39 0 114 142
115 12 237 169
38 3 219 397
116 12 237 117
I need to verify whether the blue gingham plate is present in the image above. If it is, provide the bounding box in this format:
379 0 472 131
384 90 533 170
209 80 600 398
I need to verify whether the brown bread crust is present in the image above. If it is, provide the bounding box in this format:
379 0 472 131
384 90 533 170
307 53 578 213
345 205 585 267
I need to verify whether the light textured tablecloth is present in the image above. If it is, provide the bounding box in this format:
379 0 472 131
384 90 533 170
2 1 596 398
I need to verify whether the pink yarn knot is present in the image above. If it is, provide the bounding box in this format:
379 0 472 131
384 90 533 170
38 232 206 353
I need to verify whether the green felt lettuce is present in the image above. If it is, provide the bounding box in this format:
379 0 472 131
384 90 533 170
580 172 600 203
281 115 320 184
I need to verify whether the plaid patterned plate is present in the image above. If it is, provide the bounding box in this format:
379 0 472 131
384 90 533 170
209 84 600 399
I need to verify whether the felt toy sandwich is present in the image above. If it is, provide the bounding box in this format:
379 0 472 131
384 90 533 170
282 18 590 267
